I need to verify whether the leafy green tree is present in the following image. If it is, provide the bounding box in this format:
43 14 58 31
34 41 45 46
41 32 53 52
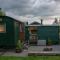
0 8 5 16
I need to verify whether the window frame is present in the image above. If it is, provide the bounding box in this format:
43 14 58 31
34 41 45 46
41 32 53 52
0 23 6 33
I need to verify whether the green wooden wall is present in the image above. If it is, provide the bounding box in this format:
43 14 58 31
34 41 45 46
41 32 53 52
25 26 29 42
14 22 20 47
25 25 59 45
0 16 19 48
37 26 59 45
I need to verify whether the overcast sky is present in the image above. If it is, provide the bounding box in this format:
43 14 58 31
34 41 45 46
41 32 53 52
0 0 60 16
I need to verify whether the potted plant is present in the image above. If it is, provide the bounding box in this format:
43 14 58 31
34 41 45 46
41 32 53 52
43 38 53 51
16 40 23 53
48 38 52 46
43 47 52 51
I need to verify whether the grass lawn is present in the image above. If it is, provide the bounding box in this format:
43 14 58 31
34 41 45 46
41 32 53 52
0 56 60 60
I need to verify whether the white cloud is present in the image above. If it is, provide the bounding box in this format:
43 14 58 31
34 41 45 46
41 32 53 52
6 12 28 22
0 0 60 16
6 11 60 25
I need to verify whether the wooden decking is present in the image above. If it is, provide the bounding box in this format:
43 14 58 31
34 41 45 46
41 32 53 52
0 45 60 56
28 45 60 56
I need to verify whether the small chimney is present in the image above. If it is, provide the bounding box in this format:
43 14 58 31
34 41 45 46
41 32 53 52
41 19 43 25
55 18 58 24
26 22 28 25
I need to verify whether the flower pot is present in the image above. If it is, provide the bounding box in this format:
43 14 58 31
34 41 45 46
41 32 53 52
43 48 52 51
16 49 22 53
48 39 52 46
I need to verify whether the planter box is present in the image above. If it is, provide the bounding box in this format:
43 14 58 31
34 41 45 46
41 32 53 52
16 49 22 53
37 40 46 46
43 48 53 51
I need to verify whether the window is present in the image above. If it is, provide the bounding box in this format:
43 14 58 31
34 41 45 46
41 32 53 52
0 23 6 33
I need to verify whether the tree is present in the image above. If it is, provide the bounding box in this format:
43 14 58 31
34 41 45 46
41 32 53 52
0 8 5 16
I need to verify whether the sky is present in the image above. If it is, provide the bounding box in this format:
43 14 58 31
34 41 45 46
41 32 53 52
0 0 60 24
6 12 57 25
0 0 60 16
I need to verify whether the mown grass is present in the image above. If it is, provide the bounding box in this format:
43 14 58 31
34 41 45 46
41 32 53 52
0 56 60 60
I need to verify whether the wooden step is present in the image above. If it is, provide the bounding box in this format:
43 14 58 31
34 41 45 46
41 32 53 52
28 51 60 56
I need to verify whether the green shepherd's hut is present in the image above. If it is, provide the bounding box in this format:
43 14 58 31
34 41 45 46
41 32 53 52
0 15 25 49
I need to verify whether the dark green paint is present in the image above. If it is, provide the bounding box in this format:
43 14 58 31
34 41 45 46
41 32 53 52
37 26 59 45
0 16 20 48
25 26 29 42
14 22 20 47
26 26 59 45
